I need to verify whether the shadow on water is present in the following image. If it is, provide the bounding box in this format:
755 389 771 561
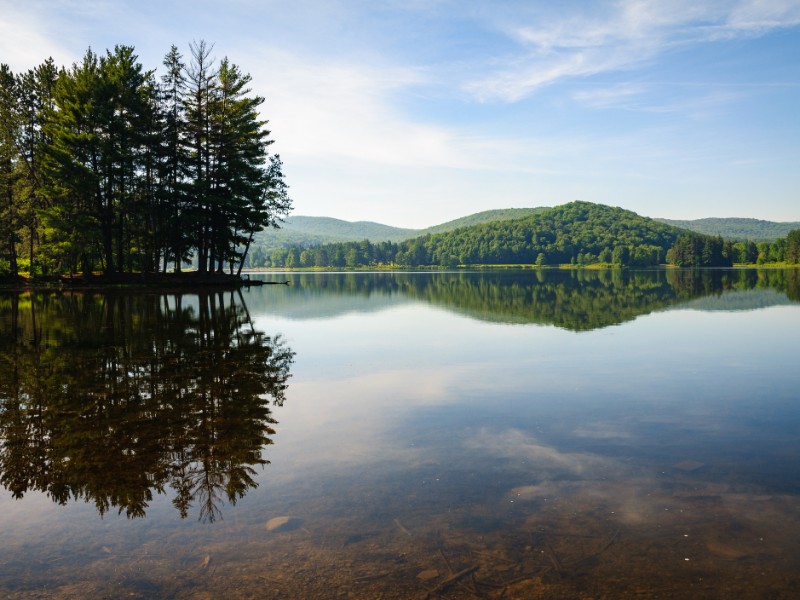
0 289 294 522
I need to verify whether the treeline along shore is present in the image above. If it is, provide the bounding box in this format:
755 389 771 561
1 41 291 283
251 202 800 270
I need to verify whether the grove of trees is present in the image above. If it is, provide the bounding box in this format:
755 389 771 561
0 42 291 279
247 203 800 270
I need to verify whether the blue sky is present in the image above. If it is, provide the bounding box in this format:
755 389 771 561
2 0 799 227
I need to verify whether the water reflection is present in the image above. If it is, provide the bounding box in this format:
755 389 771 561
0 291 294 521
1 271 799 598
251 268 800 329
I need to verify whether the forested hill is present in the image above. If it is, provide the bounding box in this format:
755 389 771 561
418 207 548 236
254 201 740 268
411 201 688 267
655 217 800 241
252 210 796 253
252 207 547 251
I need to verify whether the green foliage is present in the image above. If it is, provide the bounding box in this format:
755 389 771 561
246 204 800 271
1 59 59 277
257 201 725 269
247 205 800 271
718 230 800 265
247 208 547 257
665 233 731 267
254 268 800 330
786 229 800 264
418 207 548 236
657 217 800 242
0 42 291 277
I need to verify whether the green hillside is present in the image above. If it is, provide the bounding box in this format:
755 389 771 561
253 201 734 268
247 202 800 269
409 201 695 267
655 217 800 242
417 207 548 236
250 207 549 255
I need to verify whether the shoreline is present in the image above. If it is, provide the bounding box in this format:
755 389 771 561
3 263 797 290
0 271 289 292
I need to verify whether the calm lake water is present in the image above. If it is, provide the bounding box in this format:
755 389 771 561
1 268 800 599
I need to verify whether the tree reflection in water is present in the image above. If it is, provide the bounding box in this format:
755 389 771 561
0 290 294 522
273 267 800 330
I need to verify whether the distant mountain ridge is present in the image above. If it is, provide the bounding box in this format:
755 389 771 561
258 216 416 247
655 217 800 241
257 207 547 249
249 201 800 268
259 210 799 251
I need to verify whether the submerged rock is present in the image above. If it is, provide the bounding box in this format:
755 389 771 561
416 569 440 581
265 516 303 532
706 539 750 560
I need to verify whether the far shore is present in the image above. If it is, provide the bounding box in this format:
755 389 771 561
3 262 797 290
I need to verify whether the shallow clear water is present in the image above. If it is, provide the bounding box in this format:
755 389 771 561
2 269 800 598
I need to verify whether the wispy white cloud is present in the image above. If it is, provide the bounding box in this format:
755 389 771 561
248 52 441 166
467 0 800 102
0 0 171 72
572 83 646 109
246 47 544 172
573 83 751 119
0 5 71 71
720 0 800 36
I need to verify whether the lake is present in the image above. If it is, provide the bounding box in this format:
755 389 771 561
1 268 800 599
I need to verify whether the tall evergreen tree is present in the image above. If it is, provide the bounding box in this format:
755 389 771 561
14 59 58 275
786 230 800 264
0 64 19 276
4 43 291 278
184 40 218 273
236 154 291 276
210 58 275 273
159 45 191 272
43 46 152 276
133 70 162 274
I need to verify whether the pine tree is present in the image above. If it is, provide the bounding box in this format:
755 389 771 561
159 45 191 272
787 230 800 264
14 59 58 275
0 64 19 276
43 47 153 276
6 42 291 278
236 154 291 276
184 40 218 273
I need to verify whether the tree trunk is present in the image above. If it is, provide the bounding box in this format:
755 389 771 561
236 231 254 277
7 233 18 277
28 224 35 275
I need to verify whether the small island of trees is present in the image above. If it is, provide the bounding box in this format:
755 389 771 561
1 41 291 281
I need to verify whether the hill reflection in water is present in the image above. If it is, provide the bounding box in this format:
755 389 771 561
0 290 294 521
247 267 800 329
1 269 800 598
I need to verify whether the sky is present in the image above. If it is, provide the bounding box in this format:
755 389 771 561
1 0 799 228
